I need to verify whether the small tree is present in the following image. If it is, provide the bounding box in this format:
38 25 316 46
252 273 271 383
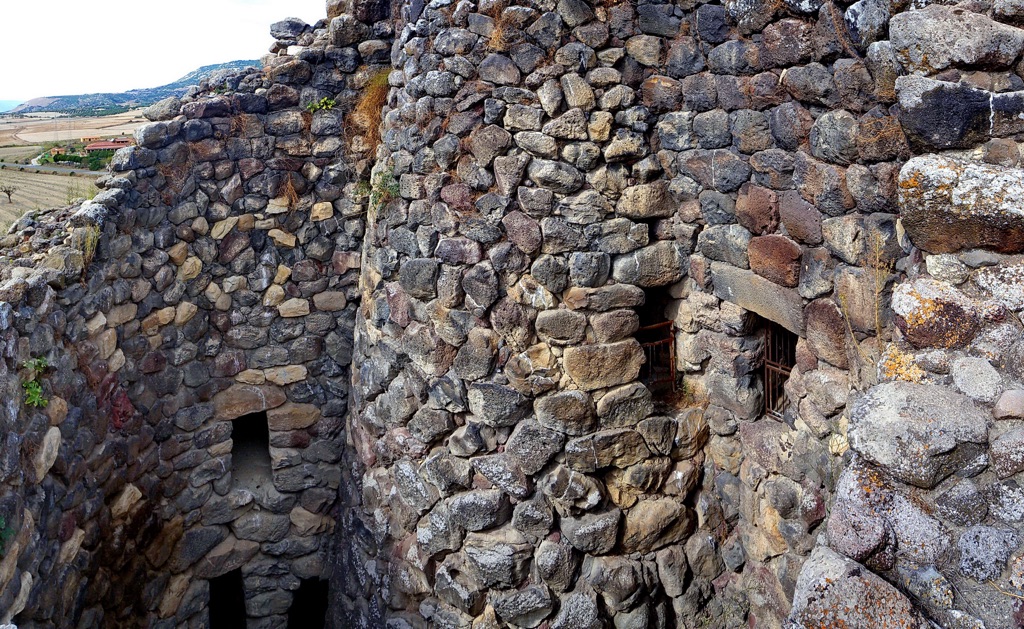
0 180 15 203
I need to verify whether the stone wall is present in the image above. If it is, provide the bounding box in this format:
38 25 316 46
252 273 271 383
342 0 1024 627
5 0 1024 627
0 11 386 627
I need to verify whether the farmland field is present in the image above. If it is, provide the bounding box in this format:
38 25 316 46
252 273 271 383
0 110 146 146
0 145 42 163
0 168 99 230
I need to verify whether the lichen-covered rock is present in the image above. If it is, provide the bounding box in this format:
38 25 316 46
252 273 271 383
891 279 982 349
975 262 1024 310
787 546 929 628
889 5 1024 74
899 155 1024 253
958 526 1021 581
848 382 989 488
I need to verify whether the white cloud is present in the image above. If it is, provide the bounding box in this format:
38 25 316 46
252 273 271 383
3 0 326 100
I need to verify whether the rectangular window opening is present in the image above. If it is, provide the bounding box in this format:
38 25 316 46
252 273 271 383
636 288 677 395
763 319 798 419
231 411 273 490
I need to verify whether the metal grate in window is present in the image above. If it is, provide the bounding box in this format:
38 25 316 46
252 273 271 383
638 320 676 392
764 321 797 419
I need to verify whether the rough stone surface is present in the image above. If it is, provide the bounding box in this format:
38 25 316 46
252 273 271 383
899 155 1024 254
848 382 989 488
788 547 928 628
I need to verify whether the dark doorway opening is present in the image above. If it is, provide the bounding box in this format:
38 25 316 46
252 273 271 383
232 412 272 490
287 578 329 629
763 319 798 419
209 568 247 629
636 288 676 393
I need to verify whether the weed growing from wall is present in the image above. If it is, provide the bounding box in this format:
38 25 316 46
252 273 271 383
369 170 399 211
21 356 49 408
306 97 336 113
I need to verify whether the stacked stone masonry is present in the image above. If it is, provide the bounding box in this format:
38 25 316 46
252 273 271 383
6 0 1024 627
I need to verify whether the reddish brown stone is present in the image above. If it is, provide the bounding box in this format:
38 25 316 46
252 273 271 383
384 282 412 327
689 255 712 289
501 211 542 254
441 183 473 210
778 190 822 245
856 110 910 163
641 75 683 114
735 183 779 235
762 19 815 68
748 235 801 287
804 298 850 369
140 352 167 374
748 72 788 110
795 338 819 373
332 251 361 274
238 158 265 180
982 138 1021 167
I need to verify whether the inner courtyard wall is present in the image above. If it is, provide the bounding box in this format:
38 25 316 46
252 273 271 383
5 0 1024 628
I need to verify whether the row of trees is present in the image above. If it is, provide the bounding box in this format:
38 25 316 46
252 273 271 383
50 149 113 171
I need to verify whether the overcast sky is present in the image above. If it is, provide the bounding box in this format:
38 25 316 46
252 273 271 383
3 0 326 101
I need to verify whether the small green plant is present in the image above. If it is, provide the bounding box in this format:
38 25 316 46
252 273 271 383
306 97 337 113
354 180 372 197
22 356 49 408
0 515 13 558
369 170 399 209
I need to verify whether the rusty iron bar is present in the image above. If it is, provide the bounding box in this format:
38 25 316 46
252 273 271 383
637 321 676 391
764 322 796 419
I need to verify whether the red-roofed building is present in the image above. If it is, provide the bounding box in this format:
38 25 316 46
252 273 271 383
84 141 124 154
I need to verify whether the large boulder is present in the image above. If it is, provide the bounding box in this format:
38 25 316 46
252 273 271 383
889 5 1024 74
848 382 989 488
890 279 982 349
788 546 929 628
895 77 990 150
898 154 1024 253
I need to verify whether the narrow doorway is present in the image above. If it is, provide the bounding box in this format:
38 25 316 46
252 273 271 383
231 412 272 490
287 578 329 629
763 319 798 419
209 568 247 629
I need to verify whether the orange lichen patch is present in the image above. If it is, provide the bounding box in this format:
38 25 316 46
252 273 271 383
798 570 925 629
898 168 924 191
891 280 981 349
879 344 926 384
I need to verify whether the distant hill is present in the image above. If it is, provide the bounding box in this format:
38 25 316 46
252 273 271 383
0 100 23 113
11 60 261 116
